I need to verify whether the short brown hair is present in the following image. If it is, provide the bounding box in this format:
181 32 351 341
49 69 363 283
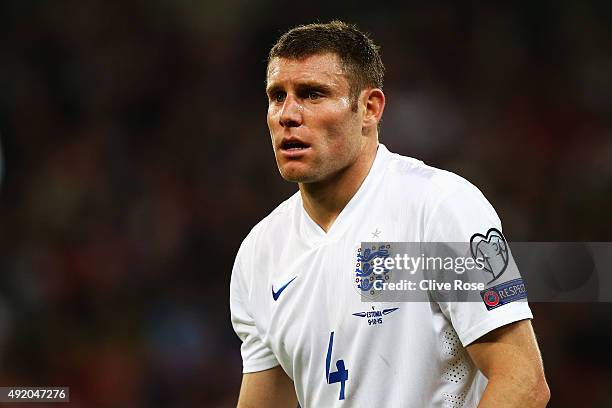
268 21 385 106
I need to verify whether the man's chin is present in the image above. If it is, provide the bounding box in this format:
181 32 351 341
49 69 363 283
279 171 315 183
278 165 318 183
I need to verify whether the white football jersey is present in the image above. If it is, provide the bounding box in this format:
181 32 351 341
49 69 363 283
230 144 532 408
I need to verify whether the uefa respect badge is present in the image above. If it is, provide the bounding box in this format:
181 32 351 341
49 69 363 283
480 278 528 310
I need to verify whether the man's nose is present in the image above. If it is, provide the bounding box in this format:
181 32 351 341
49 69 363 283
279 96 303 128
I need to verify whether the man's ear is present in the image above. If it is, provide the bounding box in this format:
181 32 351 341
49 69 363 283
361 88 385 129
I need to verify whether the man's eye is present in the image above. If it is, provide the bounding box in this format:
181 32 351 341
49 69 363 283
273 93 286 102
308 91 321 100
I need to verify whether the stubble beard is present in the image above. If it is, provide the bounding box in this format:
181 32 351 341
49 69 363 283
276 157 326 184
276 143 362 186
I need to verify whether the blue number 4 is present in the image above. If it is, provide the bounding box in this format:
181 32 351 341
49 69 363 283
326 331 348 400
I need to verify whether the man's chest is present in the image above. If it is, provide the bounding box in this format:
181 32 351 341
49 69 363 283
248 218 428 376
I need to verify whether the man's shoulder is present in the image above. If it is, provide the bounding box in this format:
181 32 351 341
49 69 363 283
239 191 300 250
383 148 483 202
382 147 500 240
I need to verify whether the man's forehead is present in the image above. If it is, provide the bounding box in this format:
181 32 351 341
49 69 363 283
266 53 348 87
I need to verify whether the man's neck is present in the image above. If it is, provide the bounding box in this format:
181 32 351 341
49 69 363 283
299 141 379 233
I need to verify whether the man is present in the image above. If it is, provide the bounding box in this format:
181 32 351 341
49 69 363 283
230 21 550 407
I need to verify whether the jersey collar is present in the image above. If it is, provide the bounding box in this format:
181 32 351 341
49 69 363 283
296 143 392 244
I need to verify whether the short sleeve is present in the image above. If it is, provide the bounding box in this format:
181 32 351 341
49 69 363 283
230 243 279 373
425 182 533 346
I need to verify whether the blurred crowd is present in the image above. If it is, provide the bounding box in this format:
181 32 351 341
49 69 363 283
0 1 610 406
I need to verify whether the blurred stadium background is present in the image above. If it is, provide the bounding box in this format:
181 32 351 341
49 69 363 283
0 1 610 406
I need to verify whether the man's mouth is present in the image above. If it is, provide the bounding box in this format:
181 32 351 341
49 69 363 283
280 140 310 151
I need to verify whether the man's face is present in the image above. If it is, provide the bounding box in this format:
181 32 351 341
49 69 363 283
266 53 365 183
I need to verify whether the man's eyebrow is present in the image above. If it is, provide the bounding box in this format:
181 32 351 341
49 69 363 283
266 81 334 95
295 82 333 93
265 83 282 95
